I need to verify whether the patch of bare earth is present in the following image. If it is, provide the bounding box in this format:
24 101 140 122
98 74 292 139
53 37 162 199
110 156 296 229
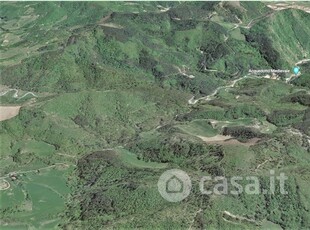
222 210 260 225
198 135 260 146
0 179 10 190
0 106 21 121
267 3 310 13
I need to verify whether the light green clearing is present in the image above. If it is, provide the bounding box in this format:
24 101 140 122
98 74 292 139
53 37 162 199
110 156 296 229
116 148 167 169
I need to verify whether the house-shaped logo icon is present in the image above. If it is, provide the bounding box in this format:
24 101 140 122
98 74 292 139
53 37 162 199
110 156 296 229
158 169 191 202
166 175 184 193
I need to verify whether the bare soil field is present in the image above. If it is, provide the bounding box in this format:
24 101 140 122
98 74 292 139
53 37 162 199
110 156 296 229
198 135 260 146
0 106 21 121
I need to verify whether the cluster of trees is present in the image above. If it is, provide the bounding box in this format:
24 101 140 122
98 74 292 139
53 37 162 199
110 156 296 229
129 132 224 165
177 104 265 122
238 176 309 229
222 126 264 141
66 149 168 228
267 109 304 127
294 108 310 136
292 74 310 88
244 25 282 69
282 92 310 106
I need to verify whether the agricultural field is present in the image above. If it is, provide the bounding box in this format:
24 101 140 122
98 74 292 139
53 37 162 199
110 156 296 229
0 1 310 230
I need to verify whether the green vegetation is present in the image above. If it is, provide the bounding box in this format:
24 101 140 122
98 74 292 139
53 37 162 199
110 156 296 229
176 119 218 137
0 166 72 229
244 9 310 69
116 148 168 169
0 1 309 230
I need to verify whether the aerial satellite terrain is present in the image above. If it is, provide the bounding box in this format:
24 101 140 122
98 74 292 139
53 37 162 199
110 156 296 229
0 1 310 229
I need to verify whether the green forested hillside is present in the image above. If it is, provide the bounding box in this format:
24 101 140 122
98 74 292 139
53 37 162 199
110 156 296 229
0 2 309 229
